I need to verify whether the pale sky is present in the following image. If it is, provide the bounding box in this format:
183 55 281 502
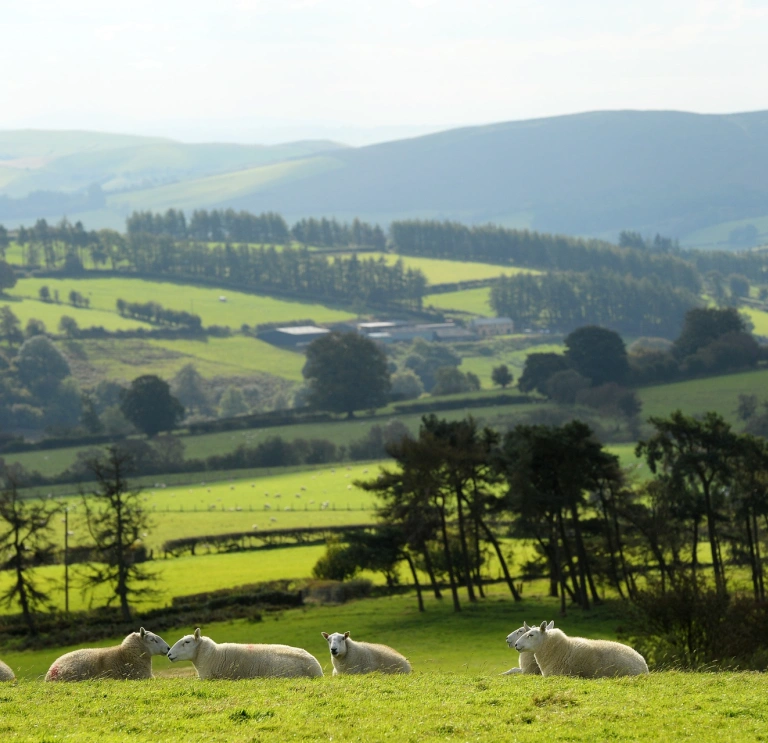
3 0 768 145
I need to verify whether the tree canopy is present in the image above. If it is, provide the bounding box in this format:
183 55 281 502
119 375 184 437
303 332 391 418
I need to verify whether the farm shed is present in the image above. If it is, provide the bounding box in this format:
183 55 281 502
257 325 330 348
470 316 515 336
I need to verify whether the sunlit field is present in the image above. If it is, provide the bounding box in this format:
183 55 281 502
9 276 356 329
362 252 537 283
60 335 306 384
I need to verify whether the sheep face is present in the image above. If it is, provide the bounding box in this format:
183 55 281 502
506 622 531 648
168 628 203 663
139 627 171 656
515 620 554 652
321 631 350 658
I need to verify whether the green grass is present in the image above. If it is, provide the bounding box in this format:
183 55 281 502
425 286 495 314
10 276 356 329
0 296 151 332
637 368 768 424
59 335 306 385
743 306 768 336
2 672 766 742
362 252 537 284
1 592 767 742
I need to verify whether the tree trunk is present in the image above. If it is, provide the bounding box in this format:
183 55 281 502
438 503 461 612
404 552 425 612
478 516 522 601
454 483 477 602
421 547 442 599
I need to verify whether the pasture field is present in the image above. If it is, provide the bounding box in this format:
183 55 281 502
1 592 767 742
638 367 768 424
425 286 494 314
742 306 768 336
9 276 356 329
363 252 537 283
458 342 564 388
0 295 151 332
60 335 306 385
2 673 767 743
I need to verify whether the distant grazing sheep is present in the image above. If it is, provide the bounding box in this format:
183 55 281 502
321 631 411 675
0 659 15 681
502 622 541 675
515 621 648 678
45 628 170 681
167 628 323 679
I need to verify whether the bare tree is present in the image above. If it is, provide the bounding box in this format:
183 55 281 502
0 467 60 635
80 446 156 621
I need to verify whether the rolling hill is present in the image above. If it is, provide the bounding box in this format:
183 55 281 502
3 110 768 247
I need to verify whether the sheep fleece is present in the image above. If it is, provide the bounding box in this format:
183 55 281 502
45 633 156 681
534 629 648 678
0 659 14 681
192 641 323 679
332 640 411 675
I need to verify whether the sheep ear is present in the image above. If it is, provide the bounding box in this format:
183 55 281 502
194 628 201 640
523 621 530 630
321 632 329 640
546 621 555 631
540 621 548 632
140 627 146 638
344 632 350 639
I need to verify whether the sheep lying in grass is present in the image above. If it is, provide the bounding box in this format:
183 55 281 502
502 622 541 675
0 659 15 681
167 628 323 679
44 628 170 681
515 621 649 678
321 632 411 675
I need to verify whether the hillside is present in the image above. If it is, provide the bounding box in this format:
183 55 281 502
4 111 768 246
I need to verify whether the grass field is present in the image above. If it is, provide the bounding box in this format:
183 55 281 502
9 276 356 329
425 286 494 314
60 335 306 385
363 252 536 284
0 295 151 332
742 306 768 336
1 592 767 742
637 367 768 424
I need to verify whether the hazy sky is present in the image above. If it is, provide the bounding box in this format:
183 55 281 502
3 0 768 144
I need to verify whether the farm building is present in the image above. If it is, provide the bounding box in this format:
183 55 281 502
257 325 330 348
469 317 515 336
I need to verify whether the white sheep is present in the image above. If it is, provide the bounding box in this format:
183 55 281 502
167 628 323 679
502 622 541 675
514 621 649 678
44 628 170 681
0 659 15 681
321 631 411 675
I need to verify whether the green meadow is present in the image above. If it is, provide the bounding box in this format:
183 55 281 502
1 592 767 742
62 335 306 385
0 295 151 332
742 305 768 336
425 286 494 314
364 252 536 284
9 276 356 329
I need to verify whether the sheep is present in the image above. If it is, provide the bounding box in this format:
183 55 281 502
502 622 541 675
44 628 170 681
167 628 323 679
0 659 15 681
514 621 649 678
321 631 411 675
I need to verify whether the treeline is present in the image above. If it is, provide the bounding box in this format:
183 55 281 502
489 270 698 336
118 240 427 308
126 209 387 250
328 412 768 668
127 209 291 244
389 220 702 291
115 299 202 330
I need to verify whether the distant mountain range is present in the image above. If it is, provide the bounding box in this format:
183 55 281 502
2 110 768 249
